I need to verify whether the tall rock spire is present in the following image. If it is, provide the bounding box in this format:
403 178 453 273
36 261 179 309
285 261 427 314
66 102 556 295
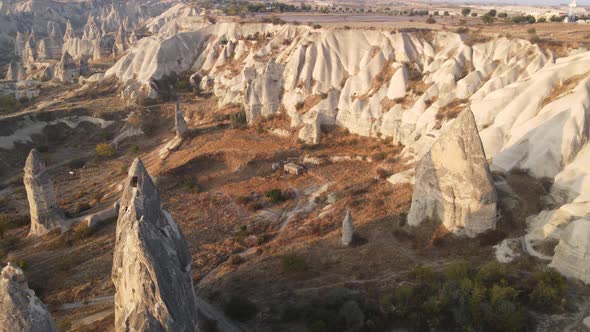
0 263 58 332
112 158 201 331
23 149 65 237
407 109 497 237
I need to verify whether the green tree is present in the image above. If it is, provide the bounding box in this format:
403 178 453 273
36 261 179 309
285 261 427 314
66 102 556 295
461 8 471 16
482 15 494 24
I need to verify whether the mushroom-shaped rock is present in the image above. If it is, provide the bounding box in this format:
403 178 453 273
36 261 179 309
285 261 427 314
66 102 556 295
175 102 188 138
0 263 58 332
24 149 66 237
342 209 355 246
407 109 497 237
549 219 590 284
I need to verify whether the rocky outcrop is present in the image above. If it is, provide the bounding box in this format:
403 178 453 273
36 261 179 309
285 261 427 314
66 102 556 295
23 149 66 237
407 110 497 237
54 51 79 82
0 263 58 332
244 60 283 123
298 113 321 145
111 158 201 331
342 209 355 246
549 219 590 284
175 102 188 138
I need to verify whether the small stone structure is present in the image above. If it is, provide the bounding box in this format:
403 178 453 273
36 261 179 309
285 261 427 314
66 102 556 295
284 162 305 176
342 209 355 246
23 149 66 237
0 263 58 332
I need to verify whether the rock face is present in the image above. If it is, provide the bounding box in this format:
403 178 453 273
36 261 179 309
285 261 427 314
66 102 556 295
175 102 188 138
0 263 58 332
549 219 590 284
342 209 355 246
112 158 201 331
23 149 66 237
407 110 497 237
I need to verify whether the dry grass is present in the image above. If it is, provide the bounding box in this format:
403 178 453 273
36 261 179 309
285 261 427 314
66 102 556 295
296 94 324 114
541 71 590 108
434 98 469 129
353 62 397 102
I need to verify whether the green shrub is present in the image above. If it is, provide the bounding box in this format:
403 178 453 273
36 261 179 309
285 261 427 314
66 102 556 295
456 26 469 34
72 222 93 240
281 253 308 273
223 295 258 321
530 268 567 311
265 189 284 203
175 80 191 92
57 320 72 331
129 145 139 154
228 254 244 265
95 143 116 157
230 111 247 129
426 17 436 24
481 15 494 24
0 95 19 113
16 260 27 270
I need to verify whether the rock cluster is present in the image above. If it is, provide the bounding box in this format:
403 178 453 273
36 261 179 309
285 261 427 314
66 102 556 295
23 149 66 237
0 263 58 332
112 158 202 331
549 219 590 284
407 110 497 237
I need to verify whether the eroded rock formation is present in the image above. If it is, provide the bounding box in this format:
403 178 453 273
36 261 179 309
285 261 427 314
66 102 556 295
342 209 355 246
549 219 590 284
5 61 24 81
23 149 66 237
54 51 79 82
407 110 497 237
112 158 201 331
0 263 58 332
175 102 188 138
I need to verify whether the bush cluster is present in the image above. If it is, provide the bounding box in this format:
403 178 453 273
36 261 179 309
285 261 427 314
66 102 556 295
385 261 567 331
265 189 284 203
95 143 116 157
276 287 369 331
